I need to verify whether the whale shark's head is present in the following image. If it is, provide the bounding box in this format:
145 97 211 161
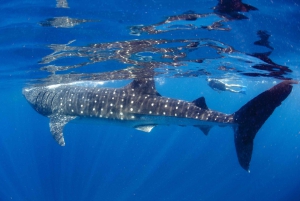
22 86 53 116
22 87 37 106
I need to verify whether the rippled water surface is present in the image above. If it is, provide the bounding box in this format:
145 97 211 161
1 0 300 200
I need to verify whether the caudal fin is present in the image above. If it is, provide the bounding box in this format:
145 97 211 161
233 80 297 171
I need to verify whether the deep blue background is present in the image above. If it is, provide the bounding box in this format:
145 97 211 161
1 0 300 200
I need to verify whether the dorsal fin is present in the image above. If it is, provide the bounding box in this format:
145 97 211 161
125 78 161 96
192 97 208 109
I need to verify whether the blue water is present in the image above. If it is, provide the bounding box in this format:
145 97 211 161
1 0 300 200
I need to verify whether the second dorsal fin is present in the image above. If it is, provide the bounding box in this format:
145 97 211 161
125 78 161 96
192 97 208 109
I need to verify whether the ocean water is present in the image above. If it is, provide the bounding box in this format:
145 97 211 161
1 0 300 200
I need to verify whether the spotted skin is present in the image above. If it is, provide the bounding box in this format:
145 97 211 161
24 79 234 125
23 79 296 171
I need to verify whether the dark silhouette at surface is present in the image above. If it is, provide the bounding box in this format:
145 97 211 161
244 31 290 79
244 52 292 79
254 30 274 50
214 0 258 19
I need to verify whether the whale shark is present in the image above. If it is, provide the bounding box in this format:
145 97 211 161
23 79 297 171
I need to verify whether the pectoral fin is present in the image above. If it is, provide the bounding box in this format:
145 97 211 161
49 115 76 146
135 125 156 132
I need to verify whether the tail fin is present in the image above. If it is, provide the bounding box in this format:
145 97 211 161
233 80 297 171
